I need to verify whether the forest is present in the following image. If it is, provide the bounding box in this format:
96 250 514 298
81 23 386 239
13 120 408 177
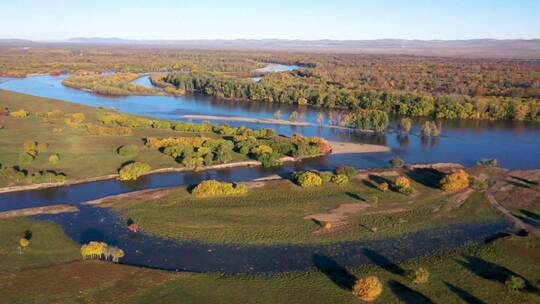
1 44 539 121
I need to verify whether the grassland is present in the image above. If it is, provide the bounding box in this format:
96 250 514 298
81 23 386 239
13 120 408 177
101 167 500 245
0 90 251 187
0 217 538 303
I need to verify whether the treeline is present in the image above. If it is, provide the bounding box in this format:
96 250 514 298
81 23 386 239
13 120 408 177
162 72 540 122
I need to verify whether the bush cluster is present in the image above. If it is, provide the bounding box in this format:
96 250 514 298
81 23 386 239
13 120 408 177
407 267 430 284
395 176 414 195
118 162 151 181
64 112 85 126
389 157 405 168
147 136 234 168
117 144 139 158
19 140 50 164
440 169 470 192
294 166 355 187
9 109 29 118
191 180 248 197
0 165 66 184
86 124 133 135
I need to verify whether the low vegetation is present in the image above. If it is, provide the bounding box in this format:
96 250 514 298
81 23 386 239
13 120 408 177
191 180 248 197
117 162 151 181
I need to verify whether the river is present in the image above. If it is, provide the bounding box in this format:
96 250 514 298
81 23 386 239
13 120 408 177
0 65 532 273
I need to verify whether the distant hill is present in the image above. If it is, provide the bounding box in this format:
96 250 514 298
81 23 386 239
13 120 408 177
65 38 540 58
8 37 540 58
0 39 34 45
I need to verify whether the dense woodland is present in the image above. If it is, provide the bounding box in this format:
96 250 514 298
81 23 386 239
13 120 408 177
1 44 539 121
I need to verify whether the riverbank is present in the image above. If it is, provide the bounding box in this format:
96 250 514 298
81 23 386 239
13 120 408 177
1 215 538 303
95 165 509 245
0 204 79 218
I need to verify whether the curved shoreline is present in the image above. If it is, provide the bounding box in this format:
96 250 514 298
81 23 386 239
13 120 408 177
0 141 389 195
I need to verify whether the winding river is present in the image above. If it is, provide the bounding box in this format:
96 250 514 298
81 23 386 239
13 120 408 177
0 65 534 273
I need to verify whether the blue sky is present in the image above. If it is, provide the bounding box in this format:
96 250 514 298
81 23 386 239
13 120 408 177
1 0 539 40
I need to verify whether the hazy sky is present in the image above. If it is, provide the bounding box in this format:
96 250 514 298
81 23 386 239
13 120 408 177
1 0 539 40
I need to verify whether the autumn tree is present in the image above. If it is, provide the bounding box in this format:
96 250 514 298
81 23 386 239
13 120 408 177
352 276 383 302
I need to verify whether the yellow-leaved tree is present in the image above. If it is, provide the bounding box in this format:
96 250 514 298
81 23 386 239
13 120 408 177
440 169 470 192
352 276 383 302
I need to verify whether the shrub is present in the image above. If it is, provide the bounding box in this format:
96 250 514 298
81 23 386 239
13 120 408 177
48 154 60 164
152 120 172 129
505 275 526 292
117 144 140 158
335 165 356 177
477 158 498 167
395 176 411 189
258 152 282 168
118 162 151 181
440 169 470 192
389 157 405 168
378 182 389 191
251 144 273 156
191 180 248 197
399 117 412 133
64 112 85 126
294 171 323 188
9 109 29 118
19 238 30 251
395 176 413 194
352 276 383 302
319 171 334 183
23 141 37 152
47 109 64 119
331 174 349 185
407 267 430 284
37 142 49 153
99 112 152 128
19 153 35 164
86 124 133 135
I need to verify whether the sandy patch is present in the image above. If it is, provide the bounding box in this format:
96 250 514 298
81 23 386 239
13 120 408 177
83 188 172 206
328 141 390 154
0 204 79 218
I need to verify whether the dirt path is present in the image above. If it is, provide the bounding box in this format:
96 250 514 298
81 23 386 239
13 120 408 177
485 191 540 238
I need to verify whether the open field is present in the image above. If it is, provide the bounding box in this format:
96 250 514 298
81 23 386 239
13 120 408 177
0 216 538 304
98 166 510 245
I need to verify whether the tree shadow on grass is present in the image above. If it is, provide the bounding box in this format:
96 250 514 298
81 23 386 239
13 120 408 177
405 168 445 189
456 255 534 291
388 280 434 304
509 175 539 186
312 254 357 291
345 191 366 201
517 209 540 227
444 282 487 304
362 248 406 276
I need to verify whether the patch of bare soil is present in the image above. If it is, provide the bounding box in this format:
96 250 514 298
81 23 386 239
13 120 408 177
433 188 475 213
328 141 390 154
304 200 413 235
0 204 79 218
83 188 172 206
